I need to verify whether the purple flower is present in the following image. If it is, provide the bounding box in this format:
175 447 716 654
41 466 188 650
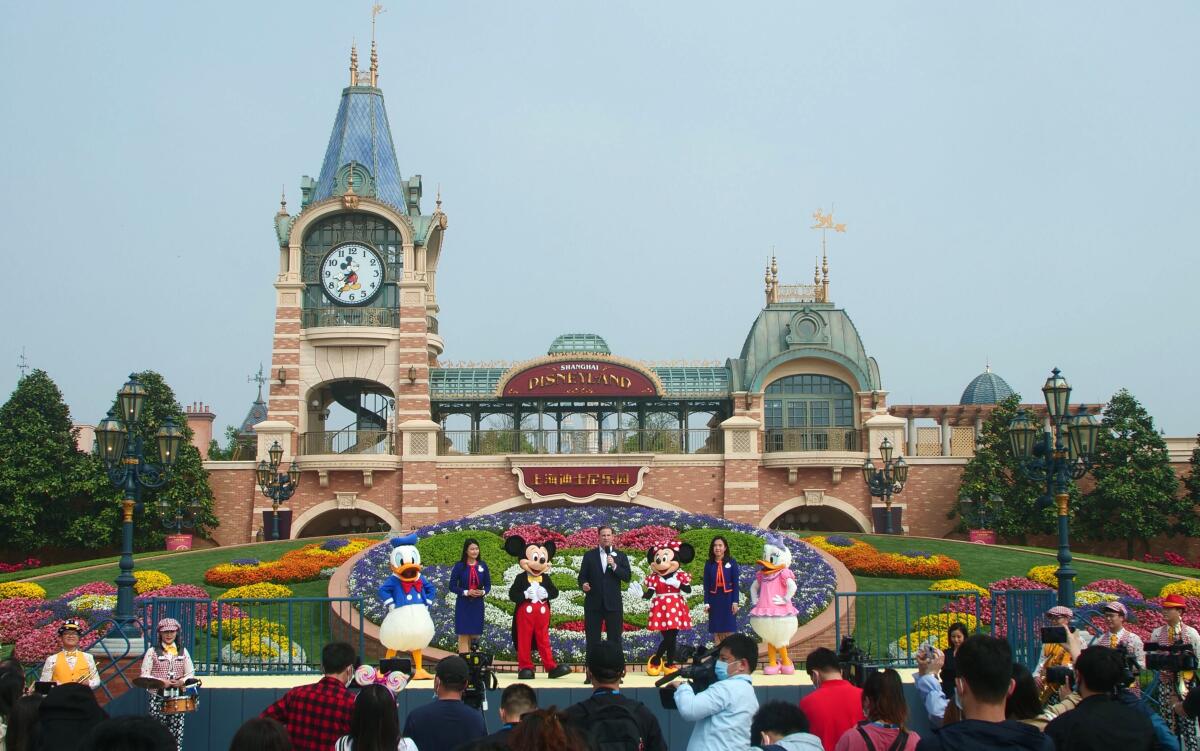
902 550 932 559
826 535 855 548
321 539 351 552
230 558 260 567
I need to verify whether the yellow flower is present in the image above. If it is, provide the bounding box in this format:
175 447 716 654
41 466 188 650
211 617 289 640
219 583 294 600
928 579 989 597
134 571 173 595
0 582 46 600
1026 565 1059 588
1075 590 1118 606
1160 580 1200 599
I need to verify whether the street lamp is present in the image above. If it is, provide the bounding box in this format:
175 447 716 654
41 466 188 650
158 497 202 534
862 437 908 534
94 374 184 635
1007 368 1099 607
256 441 300 540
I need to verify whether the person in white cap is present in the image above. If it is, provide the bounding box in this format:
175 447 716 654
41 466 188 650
39 619 100 688
1086 601 1145 670
139 616 195 750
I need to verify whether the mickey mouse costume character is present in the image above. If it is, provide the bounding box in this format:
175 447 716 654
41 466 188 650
505 534 573 680
642 540 695 676
378 534 436 680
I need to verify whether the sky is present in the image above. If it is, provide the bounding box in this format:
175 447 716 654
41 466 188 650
1 1 1197 437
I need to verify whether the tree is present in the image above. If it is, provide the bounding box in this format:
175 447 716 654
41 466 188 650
1185 434 1200 523
954 393 1056 542
107 371 220 549
207 425 243 461
0 370 115 550
1075 389 1186 558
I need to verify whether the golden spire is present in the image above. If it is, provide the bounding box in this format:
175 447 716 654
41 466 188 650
370 5 385 87
277 185 288 217
433 184 448 229
813 257 820 287
342 161 360 209
350 42 358 86
770 252 778 283
764 261 773 305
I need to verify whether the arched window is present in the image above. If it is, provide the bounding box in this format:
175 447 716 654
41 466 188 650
763 375 856 451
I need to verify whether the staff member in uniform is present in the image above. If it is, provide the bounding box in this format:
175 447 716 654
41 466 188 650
703 535 740 647
39 620 100 689
139 617 196 751
448 537 491 656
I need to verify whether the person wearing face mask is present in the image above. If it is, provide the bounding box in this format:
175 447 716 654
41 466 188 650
668 633 760 751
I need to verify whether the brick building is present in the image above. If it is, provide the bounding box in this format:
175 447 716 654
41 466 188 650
195 49 1195 547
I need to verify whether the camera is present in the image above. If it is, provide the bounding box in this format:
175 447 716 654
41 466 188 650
838 637 872 688
1045 665 1075 689
657 644 720 707
460 641 498 711
1143 642 1199 673
1113 644 1142 689
1040 626 1069 644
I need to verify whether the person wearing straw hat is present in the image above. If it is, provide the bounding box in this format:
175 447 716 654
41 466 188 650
139 617 195 750
39 620 100 689
1150 594 1200 751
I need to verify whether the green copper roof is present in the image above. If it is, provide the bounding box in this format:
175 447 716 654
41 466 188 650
731 302 881 393
960 369 1015 405
430 365 729 400
548 333 611 355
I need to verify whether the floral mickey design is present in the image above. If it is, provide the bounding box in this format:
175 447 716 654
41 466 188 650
643 540 694 675
504 535 572 680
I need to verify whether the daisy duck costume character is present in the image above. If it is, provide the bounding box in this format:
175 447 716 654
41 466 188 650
505 534 573 680
749 535 799 675
642 540 695 676
378 534 436 680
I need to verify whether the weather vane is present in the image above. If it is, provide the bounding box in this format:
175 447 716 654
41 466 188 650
248 363 267 402
809 207 846 303
16 347 29 380
372 4 386 42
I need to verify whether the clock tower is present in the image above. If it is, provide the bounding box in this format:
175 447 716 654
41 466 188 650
254 43 446 532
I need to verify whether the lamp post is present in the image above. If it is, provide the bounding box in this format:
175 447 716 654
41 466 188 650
93 374 185 635
256 441 300 540
1007 368 1100 607
159 497 202 534
862 437 909 534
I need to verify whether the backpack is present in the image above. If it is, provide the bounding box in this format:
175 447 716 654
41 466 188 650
579 698 645 751
855 722 910 751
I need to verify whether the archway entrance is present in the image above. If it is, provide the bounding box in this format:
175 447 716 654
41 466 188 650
295 508 390 537
768 505 864 533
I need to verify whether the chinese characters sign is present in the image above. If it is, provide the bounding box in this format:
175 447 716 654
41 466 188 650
513 466 650 504
499 360 660 398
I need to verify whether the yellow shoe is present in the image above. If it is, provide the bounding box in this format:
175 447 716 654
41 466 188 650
646 656 662 677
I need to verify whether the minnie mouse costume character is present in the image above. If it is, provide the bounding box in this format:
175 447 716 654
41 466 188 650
505 534 573 680
643 540 695 676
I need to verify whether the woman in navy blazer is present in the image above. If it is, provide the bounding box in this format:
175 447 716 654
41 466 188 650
448 538 491 654
702 535 739 645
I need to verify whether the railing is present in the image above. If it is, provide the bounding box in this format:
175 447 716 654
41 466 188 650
832 589 1054 670
438 428 723 456
300 430 395 455
301 307 400 328
144 597 366 675
764 427 861 452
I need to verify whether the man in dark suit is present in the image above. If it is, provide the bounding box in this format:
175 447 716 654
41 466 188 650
577 525 631 653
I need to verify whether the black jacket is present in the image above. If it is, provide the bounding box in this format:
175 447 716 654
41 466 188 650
1043 694 1154 751
508 570 559 605
564 690 667 751
577 547 631 613
915 718 1053 751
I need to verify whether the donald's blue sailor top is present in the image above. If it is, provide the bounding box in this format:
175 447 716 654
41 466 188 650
378 573 436 607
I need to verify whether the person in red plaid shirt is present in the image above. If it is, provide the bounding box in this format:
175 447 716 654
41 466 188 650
262 642 358 751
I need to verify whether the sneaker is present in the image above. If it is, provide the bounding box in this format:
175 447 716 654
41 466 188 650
547 665 572 679
518 668 534 680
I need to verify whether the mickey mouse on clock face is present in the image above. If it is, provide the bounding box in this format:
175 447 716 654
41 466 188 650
643 540 695 676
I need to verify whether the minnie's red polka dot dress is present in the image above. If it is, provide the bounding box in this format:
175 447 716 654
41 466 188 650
645 571 692 631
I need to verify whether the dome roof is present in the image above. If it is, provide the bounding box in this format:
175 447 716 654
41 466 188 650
547 333 610 356
960 368 1015 405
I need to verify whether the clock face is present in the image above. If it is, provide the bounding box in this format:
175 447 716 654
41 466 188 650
321 243 384 306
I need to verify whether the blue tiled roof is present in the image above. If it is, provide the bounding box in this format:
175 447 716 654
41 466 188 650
239 398 269 434
960 370 1015 405
311 85 406 212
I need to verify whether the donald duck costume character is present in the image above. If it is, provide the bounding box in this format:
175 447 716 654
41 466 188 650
749 535 799 675
378 534 436 680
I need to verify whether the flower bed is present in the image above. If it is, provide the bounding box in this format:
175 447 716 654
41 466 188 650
218 583 294 600
1160 580 1200 599
0 582 47 600
928 579 989 597
1026 565 1059 587
347 507 836 662
205 538 375 587
0 558 41 574
133 571 172 595
806 536 961 579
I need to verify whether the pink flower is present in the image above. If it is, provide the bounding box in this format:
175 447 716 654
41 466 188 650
501 524 566 546
63 582 118 599
1081 579 1142 599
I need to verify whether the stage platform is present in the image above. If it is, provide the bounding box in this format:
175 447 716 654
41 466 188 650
108 668 932 751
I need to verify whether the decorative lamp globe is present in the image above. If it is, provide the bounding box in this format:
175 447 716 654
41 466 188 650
94 410 127 464
117 375 148 424
1068 408 1101 460
155 417 185 468
1042 368 1072 422
268 440 284 469
893 456 909 485
1007 410 1038 459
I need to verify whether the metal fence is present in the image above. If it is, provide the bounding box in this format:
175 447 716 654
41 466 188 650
438 428 722 456
763 427 861 452
300 429 395 455
144 597 365 675
832 589 1053 670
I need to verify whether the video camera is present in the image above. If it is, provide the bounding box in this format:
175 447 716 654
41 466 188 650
1113 644 1142 689
656 644 720 708
1143 642 1199 673
460 640 498 711
838 637 872 688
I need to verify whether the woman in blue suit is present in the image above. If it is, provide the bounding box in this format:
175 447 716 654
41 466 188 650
448 538 491 654
702 535 739 645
